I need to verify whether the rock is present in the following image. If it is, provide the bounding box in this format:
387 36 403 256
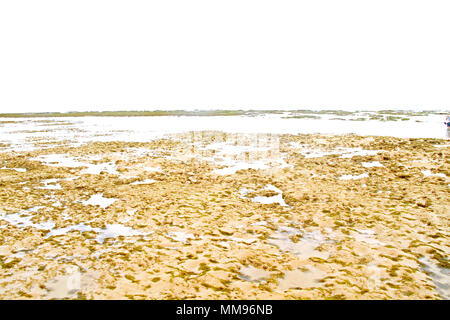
219 227 234 236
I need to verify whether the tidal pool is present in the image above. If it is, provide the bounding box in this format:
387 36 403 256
81 194 118 209
419 256 450 300
268 227 332 260
277 267 327 291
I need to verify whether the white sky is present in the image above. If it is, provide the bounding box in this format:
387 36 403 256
0 0 449 113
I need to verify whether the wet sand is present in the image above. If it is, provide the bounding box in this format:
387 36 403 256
0 130 449 299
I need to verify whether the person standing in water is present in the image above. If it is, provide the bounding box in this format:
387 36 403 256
445 115 450 127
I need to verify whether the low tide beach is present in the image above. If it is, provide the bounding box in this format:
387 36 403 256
0 110 448 299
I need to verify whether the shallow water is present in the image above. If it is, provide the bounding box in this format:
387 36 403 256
44 266 96 299
130 179 156 185
230 237 258 244
268 227 331 260
239 186 288 206
213 160 268 175
167 231 195 244
0 206 55 230
46 223 96 238
1 207 146 244
81 194 118 209
143 166 163 173
1 112 448 152
352 229 385 246
239 266 271 283
419 256 450 300
362 161 383 168
290 144 381 159
0 113 448 300
1 167 27 172
277 267 327 291
31 154 120 175
250 185 288 207
203 142 271 155
422 170 447 179
95 224 144 244
1 212 55 230
338 173 369 180
38 179 63 190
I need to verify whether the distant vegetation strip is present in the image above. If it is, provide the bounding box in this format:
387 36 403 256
0 109 446 118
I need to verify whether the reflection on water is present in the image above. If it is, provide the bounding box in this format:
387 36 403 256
167 231 195 244
239 185 288 206
169 132 291 174
2 112 447 153
239 266 271 283
268 226 332 260
352 229 385 246
419 256 450 300
81 194 118 209
183 131 286 162
0 206 54 230
277 267 326 291
44 266 96 299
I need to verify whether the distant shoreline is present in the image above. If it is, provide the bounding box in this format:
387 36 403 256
0 109 447 118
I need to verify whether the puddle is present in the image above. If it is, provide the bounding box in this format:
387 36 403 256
53 254 88 262
217 241 230 249
252 185 288 207
1 167 27 172
31 154 87 168
277 267 327 291
290 143 379 159
91 248 114 259
126 147 157 158
289 143 343 158
46 223 96 237
230 237 258 244
2 206 145 244
203 142 271 155
338 173 369 180
52 201 62 207
119 209 137 223
31 154 119 175
44 266 95 299
95 223 144 244
47 222 144 244
167 231 195 244
144 166 163 173
352 229 385 246
0 207 55 230
268 227 331 260
213 160 269 175
339 148 379 158
239 266 271 283
10 248 35 258
181 136 290 174
81 162 119 175
238 188 255 197
422 170 447 178
240 185 288 207
276 158 293 169
362 161 383 168
130 179 156 185
82 194 118 209
419 256 450 300
251 221 268 227
433 144 450 148
38 179 62 190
